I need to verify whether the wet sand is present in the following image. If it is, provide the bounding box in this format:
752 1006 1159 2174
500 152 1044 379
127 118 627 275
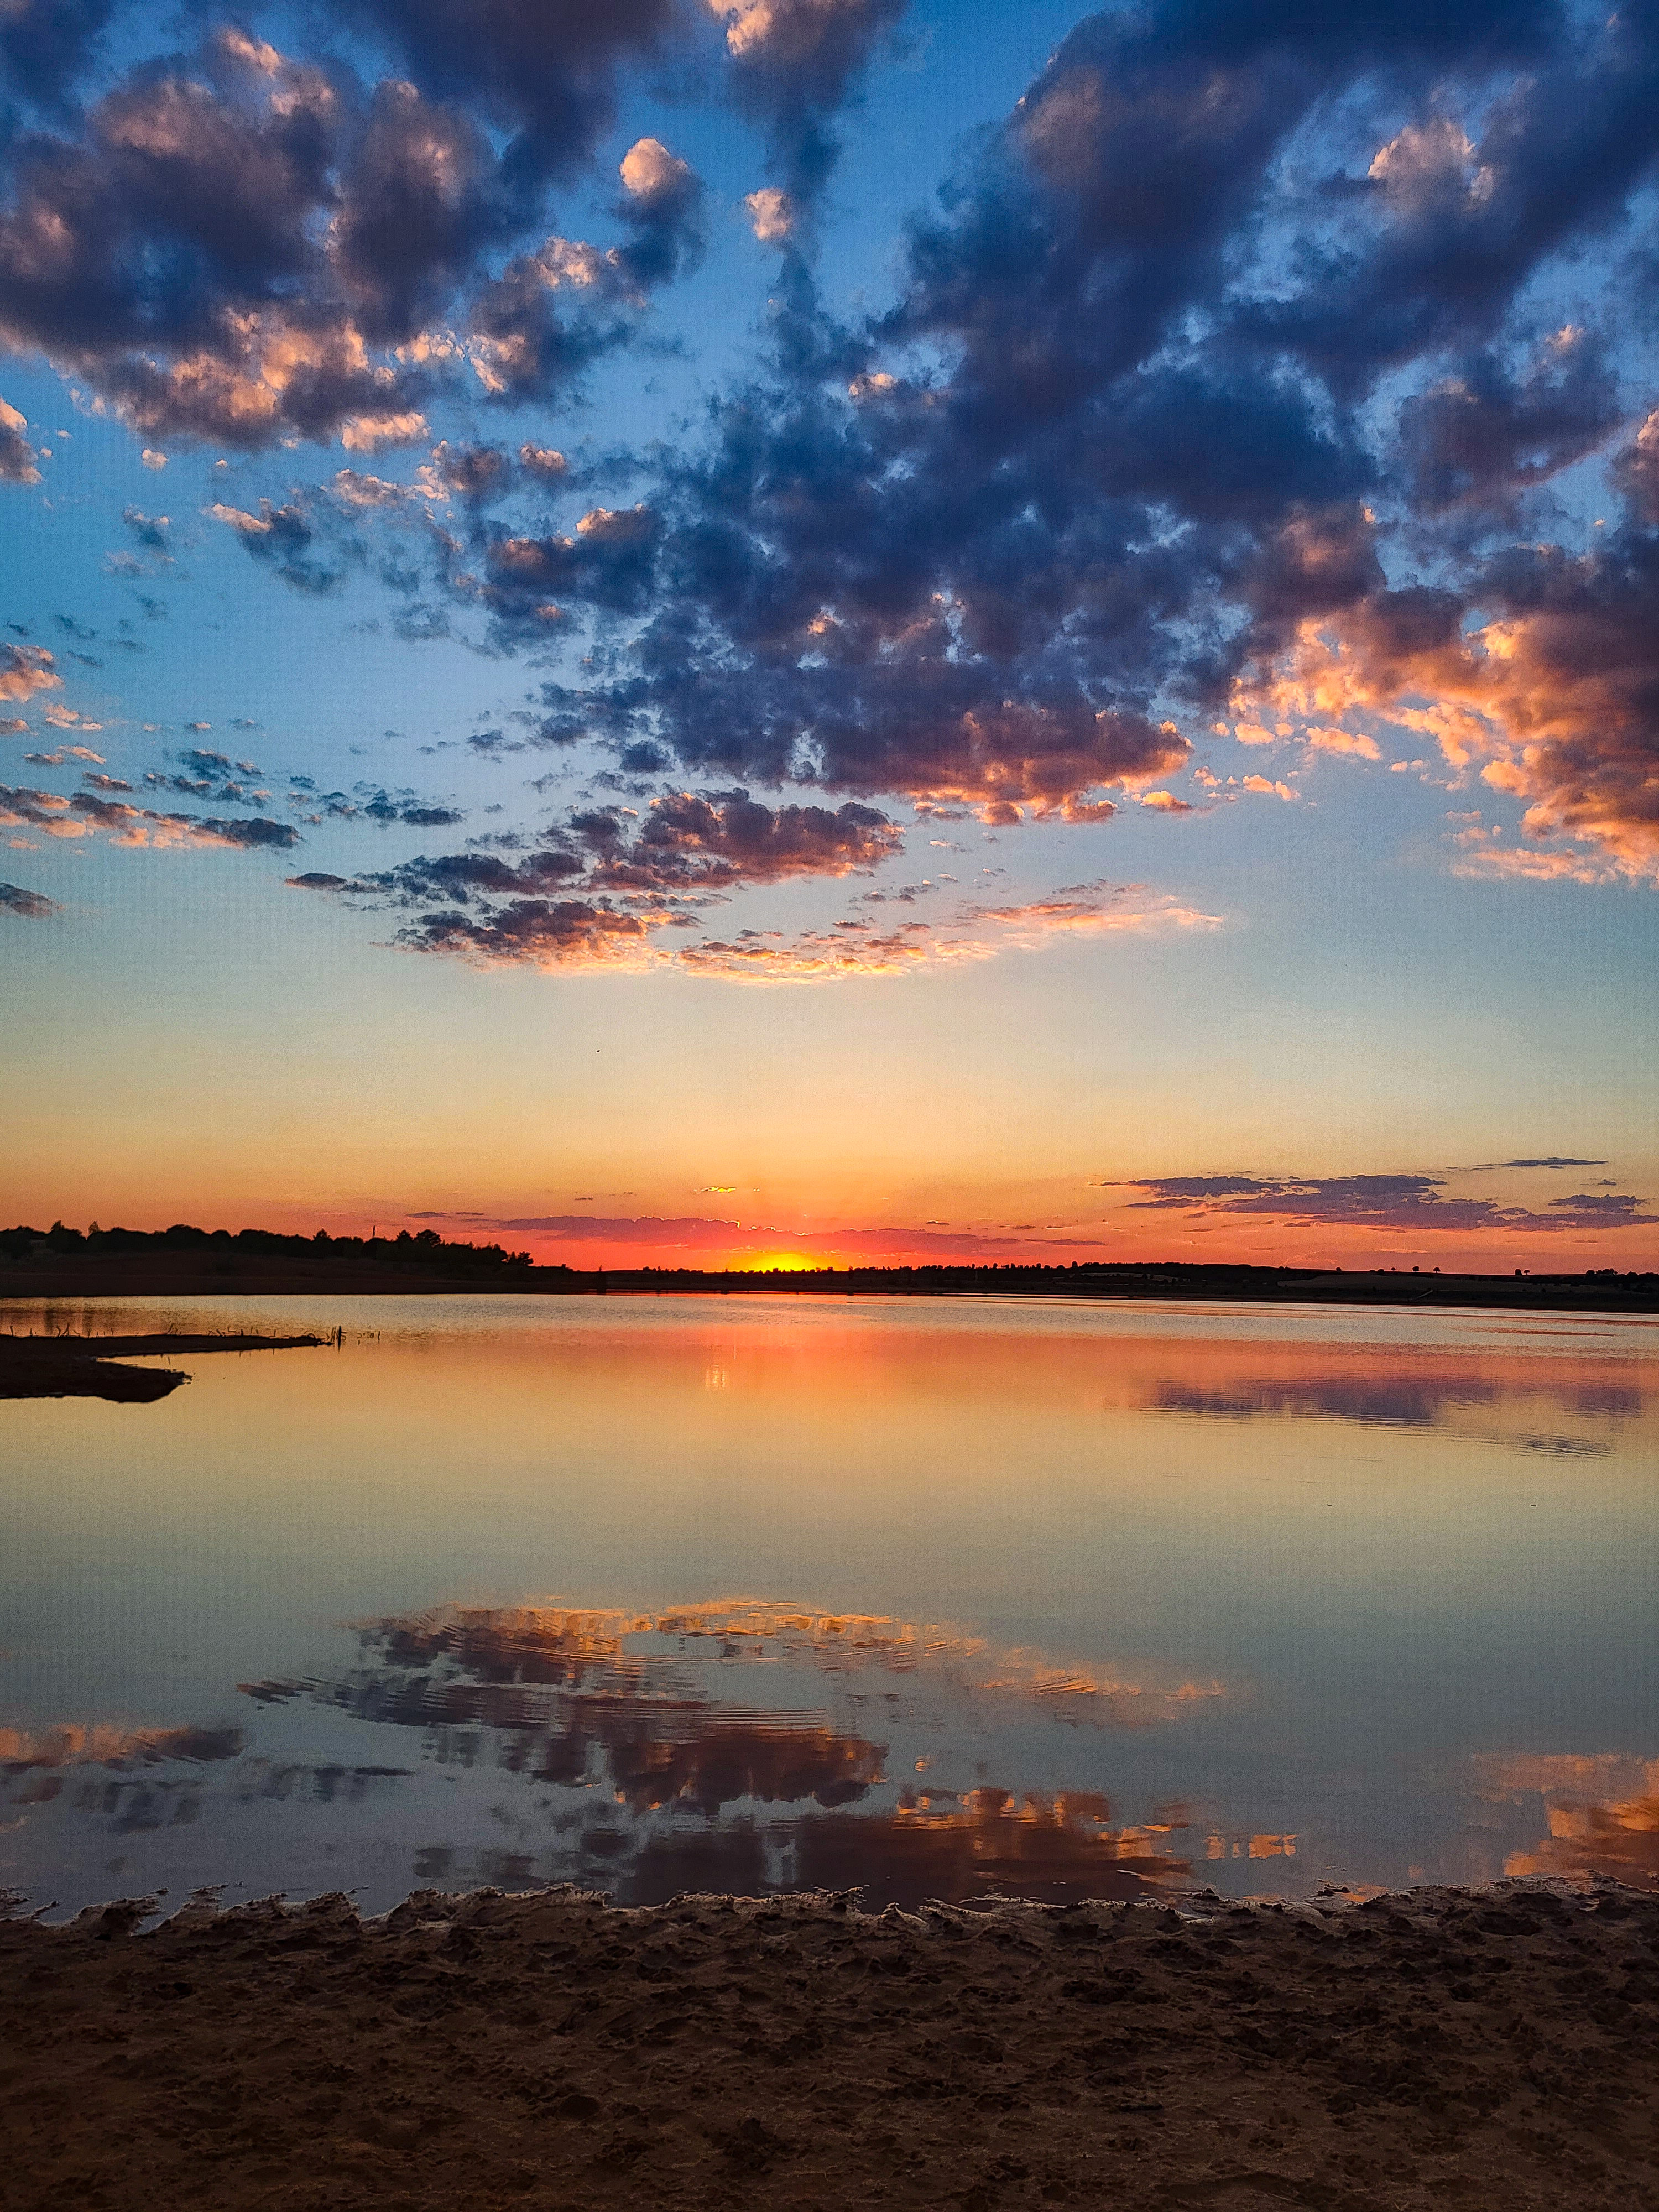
4 1879 1656 2210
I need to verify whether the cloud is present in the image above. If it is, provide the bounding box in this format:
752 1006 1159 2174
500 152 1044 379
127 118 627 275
288 786 904 961
1239 540 1659 879
0 0 116 108
1396 332 1622 525
441 1211 1034 1256
614 136 705 288
121 506 171 554
1303 727 1380 760
676 921 963 978
577 789 902 890
476 0 1658 869
293 792 1217 978
745 186 794 243
0 396 41 484
964 882 1222 942
1119 1171 1658 1237
207 498 348 592
712 0 909 200
331 0 682 177
394 898 654 967
0 24 707 452
0 781 299 851
674 879 1218 980
1542 1193 1659 1230
15 0 1659 925
1611 409 1659 526
0 879 60 917
41 701 101 730
293 782 467 830
0 644 60 704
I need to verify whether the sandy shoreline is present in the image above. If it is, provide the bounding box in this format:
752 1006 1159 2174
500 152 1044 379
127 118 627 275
5 1879 1656 2210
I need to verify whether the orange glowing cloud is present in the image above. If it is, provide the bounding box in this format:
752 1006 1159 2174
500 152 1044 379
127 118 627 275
1234 556 1659 880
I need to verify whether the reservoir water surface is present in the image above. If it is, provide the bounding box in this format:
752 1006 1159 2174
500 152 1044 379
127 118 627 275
3 1293 1655 1915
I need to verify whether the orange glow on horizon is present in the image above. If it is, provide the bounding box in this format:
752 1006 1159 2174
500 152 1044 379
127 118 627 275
729 1250 826 1273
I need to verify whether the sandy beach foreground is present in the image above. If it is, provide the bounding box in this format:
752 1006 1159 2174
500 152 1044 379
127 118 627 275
4 1881 1655 2211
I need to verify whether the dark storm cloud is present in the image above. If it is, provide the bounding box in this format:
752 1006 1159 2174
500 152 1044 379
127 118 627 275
1610 413 1659 525
1394 336 1623 526
0 878 60 916
1121 1172 1657 1235
380 0 1649 846
1241 44 1659 400
1270 526 1659 878
289 845 583 904
427 441 510 503
286 785 902 961
395 896 653 964
573 788 901 890
0 0 112 108
714 0 911 204
11 0 1659 888
0 19 706 449
332 0 682 181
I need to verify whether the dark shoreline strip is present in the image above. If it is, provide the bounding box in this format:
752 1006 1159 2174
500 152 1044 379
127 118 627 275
4 1268 1657 1314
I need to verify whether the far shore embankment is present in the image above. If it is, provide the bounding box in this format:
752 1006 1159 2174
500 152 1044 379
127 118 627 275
4 1251 1657 1316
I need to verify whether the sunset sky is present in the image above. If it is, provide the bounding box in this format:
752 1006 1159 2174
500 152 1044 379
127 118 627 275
2 0 1656 1270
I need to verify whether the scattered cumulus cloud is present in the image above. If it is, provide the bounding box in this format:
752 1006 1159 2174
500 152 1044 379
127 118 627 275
0 644 61 705
0 396 41 484
0 780 299 852
1118 1172 1657 1238
0 879 59 917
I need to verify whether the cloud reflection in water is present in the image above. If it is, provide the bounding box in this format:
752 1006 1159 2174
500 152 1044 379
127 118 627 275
1477 1755 1659 1892
226 1601 1216 1905
1142 1365 1643 1454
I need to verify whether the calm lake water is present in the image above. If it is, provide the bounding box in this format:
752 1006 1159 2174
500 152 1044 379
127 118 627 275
3 1293 1656 1917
